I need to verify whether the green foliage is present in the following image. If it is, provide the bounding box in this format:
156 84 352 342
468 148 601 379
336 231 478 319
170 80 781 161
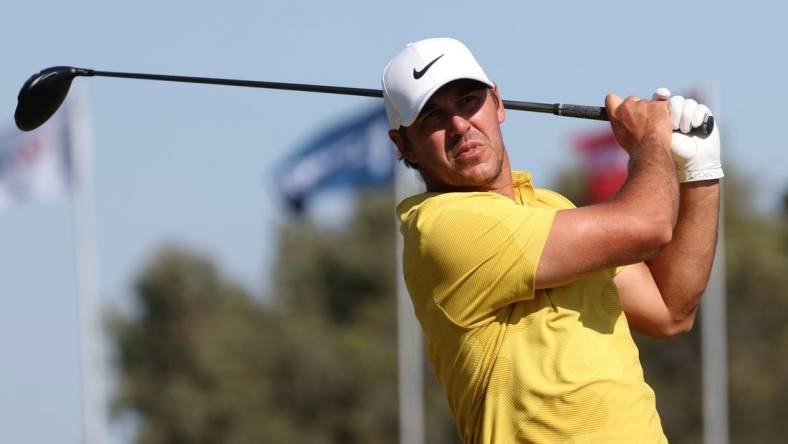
722 175 788 444
108 248 276 443
109 191 458 444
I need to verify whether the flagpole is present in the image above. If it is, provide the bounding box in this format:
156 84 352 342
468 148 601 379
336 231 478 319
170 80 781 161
395 163 424 444
701 188 729 444
696 83 728 444
67 86 107 444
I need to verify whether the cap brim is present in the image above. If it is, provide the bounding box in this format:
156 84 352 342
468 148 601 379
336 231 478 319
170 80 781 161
400 76 495 127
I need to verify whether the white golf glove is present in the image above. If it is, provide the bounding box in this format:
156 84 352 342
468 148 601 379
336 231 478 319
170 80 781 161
653 88 723 183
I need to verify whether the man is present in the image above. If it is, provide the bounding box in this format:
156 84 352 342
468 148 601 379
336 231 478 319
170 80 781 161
383 37 722 443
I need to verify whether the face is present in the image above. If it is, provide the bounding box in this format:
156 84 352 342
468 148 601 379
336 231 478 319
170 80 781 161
389 80 511 194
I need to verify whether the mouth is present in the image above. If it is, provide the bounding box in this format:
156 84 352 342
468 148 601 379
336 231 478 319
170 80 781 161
454 141 484 160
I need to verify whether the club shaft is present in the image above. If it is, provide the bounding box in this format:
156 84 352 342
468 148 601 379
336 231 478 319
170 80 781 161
89 69 384 98
86 69 595 118
81 68 711 135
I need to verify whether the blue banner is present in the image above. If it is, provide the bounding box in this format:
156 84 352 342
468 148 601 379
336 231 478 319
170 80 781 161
277 106 395 211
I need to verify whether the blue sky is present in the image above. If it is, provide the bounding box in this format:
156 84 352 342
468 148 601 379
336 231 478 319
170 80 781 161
1 1 786 442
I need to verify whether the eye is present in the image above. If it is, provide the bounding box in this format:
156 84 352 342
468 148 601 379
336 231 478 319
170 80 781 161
459 93 480 108
420 108 444 124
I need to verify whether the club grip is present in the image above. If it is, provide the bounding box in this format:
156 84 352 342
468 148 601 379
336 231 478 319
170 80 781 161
553 103 608 121
553 103 714 137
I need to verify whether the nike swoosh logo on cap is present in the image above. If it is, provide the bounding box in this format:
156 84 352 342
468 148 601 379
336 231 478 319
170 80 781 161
413 54 445 79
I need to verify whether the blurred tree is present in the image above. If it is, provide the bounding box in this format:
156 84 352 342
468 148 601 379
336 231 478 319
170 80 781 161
109 190 459 444
722 173 788 444
108 248 283 443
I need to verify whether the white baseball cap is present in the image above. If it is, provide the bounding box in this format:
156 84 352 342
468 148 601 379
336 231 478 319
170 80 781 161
382 37 494 129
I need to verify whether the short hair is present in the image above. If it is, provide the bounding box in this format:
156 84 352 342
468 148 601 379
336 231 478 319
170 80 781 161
396 126 418 169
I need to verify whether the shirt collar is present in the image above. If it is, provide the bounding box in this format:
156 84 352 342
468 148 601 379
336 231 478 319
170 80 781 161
512 171 536 205
396 170 538 221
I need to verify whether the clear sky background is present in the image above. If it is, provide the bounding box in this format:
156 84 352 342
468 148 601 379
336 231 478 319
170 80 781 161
1 1 786 442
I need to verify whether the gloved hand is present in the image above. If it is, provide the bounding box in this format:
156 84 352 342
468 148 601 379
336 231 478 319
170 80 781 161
652 88 723 183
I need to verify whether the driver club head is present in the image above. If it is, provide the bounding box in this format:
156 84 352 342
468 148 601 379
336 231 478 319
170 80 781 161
14 66 83 132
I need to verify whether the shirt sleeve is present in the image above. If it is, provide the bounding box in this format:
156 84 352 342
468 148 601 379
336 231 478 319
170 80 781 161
402 193 556 327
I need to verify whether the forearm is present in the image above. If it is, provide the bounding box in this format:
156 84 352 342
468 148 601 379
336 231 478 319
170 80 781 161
646 179 721 324
615 138 680 230
602 93 679 239
537 94 681 287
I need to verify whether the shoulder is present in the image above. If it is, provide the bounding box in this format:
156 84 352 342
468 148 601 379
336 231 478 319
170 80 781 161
397 191 557 254
397 191 518 225
534 188 576 210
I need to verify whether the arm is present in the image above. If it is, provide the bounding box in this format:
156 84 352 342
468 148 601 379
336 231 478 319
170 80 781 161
536 94 678 289
616 181 720 337
617 93 723 337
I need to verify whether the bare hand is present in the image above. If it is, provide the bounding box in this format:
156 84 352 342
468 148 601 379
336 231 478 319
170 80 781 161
605 94 672 156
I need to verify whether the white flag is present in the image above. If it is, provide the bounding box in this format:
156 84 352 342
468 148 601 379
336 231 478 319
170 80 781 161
0 106 71 210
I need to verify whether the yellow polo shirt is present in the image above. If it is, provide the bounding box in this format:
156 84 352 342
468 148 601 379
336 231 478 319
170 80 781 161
397 171 666 443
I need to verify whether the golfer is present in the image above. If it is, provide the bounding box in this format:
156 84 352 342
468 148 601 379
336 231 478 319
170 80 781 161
383 38 722 443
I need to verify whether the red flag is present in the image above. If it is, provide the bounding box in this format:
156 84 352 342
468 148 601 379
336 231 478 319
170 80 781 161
573 128 627 203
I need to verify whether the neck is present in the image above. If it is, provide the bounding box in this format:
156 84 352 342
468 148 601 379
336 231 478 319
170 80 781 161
424 157 515 200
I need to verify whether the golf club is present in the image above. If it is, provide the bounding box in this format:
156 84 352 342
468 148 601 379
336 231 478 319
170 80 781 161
14 66 714 136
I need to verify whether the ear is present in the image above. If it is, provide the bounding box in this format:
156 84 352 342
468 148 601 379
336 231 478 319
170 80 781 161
491 83 505 124
389 129 418 166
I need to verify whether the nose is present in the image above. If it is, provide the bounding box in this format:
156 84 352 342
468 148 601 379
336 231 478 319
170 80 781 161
448 113 471 135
